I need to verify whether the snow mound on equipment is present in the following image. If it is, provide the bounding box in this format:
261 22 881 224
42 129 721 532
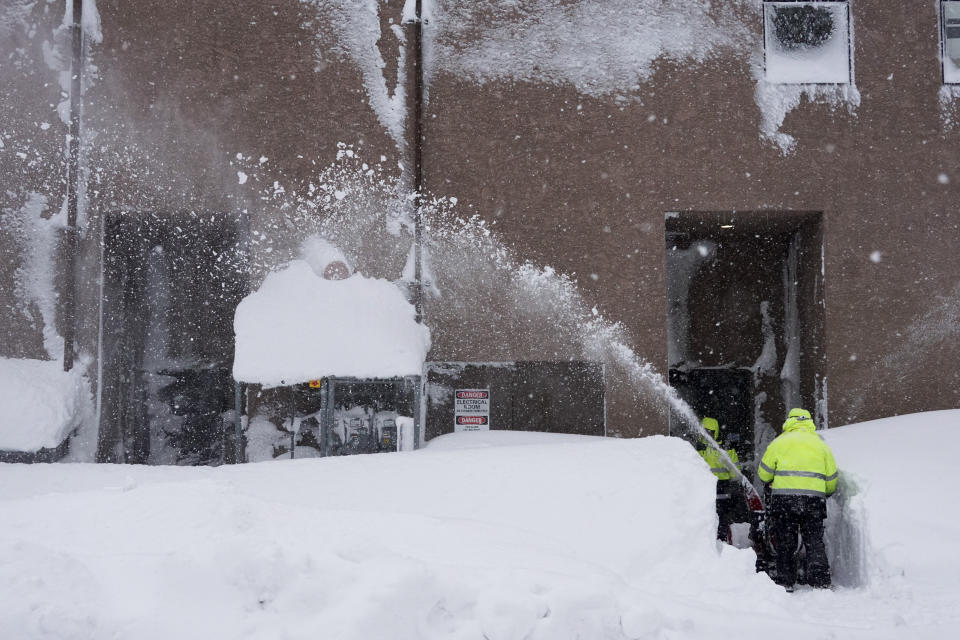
232 260 430 385
0 357 90 452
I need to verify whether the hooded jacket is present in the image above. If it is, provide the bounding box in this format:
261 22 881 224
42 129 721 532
699 417 739 481
758 408 838 498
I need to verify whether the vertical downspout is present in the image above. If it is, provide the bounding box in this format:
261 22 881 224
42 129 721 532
405 0 425 324
405 1 426 448
63 0 85 371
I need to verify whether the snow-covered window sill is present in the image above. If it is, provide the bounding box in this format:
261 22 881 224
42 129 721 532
763 1 852 85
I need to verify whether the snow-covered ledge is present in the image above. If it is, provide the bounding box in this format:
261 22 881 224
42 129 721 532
0 357 89 456
232 260 431 386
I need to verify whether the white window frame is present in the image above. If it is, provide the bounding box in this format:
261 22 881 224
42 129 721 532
942 1 960 84
762 0 853 85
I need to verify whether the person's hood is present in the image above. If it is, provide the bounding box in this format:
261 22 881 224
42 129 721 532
701 417 719 436
782 408 816 433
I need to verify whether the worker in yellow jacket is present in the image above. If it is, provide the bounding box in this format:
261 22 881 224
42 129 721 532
758 407 838 590
698 417 740 542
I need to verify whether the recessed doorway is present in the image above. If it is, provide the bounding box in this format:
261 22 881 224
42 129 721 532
664 211 826 464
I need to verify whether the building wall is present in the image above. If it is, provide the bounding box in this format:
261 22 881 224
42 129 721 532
422 1 960 432
1 2 957 443
0 2 66 360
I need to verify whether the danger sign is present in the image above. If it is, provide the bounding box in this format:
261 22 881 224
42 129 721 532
456 390 488 400
454 388 490 432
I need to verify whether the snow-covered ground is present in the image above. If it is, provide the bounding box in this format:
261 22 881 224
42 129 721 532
1 412 957 639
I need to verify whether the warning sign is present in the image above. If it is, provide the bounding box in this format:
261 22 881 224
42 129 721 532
308 379 323 388
454 388 490 432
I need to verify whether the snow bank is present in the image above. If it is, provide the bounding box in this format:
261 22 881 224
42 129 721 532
3 415 960 637
824 410 960 596
233 260 430 385
0 436 776 640
0 357 90 452
425 429 602 450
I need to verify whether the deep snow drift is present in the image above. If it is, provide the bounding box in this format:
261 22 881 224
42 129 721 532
822 410 959 602
1 411 958 639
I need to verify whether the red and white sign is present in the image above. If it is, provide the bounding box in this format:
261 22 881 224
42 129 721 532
456 390 489 400
454 388 490 432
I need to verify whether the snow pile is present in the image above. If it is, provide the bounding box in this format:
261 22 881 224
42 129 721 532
3 416 960 637
425 429 600 451
0 357 90 452
233 260 430 385
0 436 766 639
300 235 353 279
823 410 960 598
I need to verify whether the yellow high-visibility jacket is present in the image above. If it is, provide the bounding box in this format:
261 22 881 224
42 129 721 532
758 409 838 498
699 443 739 481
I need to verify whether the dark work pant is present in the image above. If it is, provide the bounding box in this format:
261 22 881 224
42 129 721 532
716 480 736 542
768 495 830 588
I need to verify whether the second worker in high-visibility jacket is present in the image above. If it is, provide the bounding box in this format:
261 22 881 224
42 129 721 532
758 407 838 590
698 417 740 542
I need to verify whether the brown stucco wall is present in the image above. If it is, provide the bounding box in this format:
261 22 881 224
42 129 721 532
75 0 406 357
422 2 960 433
0 3 66 360
2 2 957 444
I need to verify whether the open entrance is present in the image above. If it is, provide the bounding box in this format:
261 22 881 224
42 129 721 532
97 211 248 464
664 212 826 465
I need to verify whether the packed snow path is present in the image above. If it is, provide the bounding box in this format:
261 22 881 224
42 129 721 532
1 414 958 639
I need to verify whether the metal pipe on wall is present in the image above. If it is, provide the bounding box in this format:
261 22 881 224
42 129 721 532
404 0 425 324
63 0 85 371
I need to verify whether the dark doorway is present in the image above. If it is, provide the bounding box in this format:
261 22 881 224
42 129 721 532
669 368 754 459
97 211 247 464
664 212 826 461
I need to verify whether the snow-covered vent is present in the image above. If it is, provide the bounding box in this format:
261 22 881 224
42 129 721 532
763 1 852 84
942 1 960 83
